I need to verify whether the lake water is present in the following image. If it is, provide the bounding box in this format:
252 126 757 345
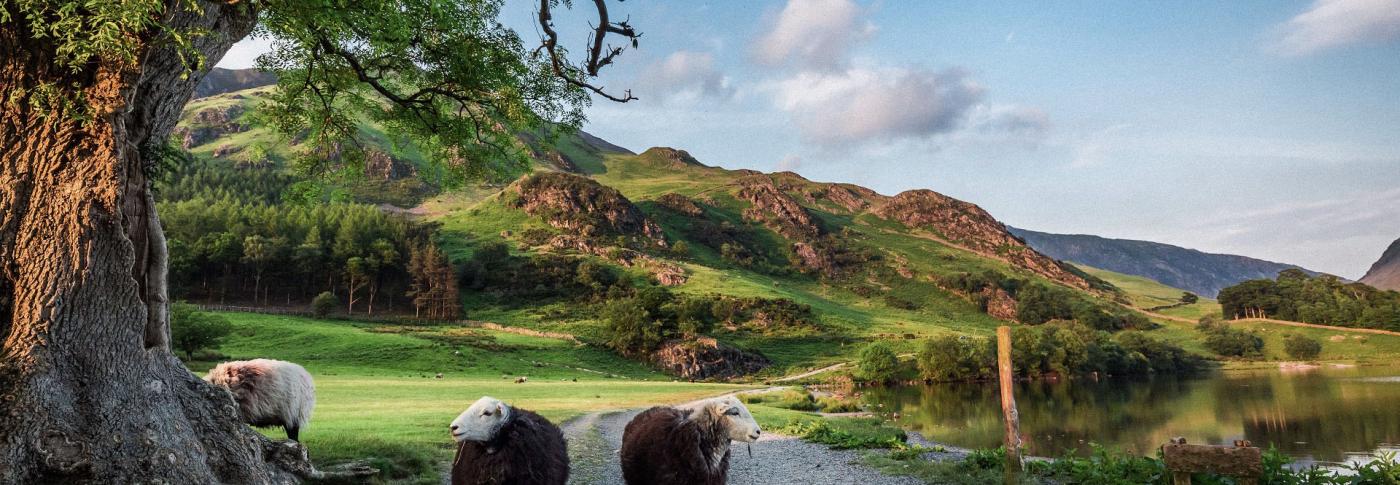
862 365 1400 467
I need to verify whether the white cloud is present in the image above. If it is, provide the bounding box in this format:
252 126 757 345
752 0 876 71
776 154 803 171
769 66 986 146
969 105 1050 138
638 51 733 101
1069 124 1133 168
217 37 273 69
1273 0 1400 55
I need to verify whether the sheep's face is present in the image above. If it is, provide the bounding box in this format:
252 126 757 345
713 396 761 443
451 396 510 443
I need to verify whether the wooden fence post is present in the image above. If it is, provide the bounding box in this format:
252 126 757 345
997 326 1022 481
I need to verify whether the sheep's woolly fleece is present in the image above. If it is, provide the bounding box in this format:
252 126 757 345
206 359 315 434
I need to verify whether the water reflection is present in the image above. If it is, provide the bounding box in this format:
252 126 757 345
863 365 1400 463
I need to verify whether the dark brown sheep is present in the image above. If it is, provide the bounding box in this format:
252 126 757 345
620 396 761 485
449 397 569 485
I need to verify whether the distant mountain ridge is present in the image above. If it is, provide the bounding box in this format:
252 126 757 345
1360 238 1400 291
1008 227 1313 297
194 68 277 98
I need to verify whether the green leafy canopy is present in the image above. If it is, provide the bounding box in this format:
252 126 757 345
7 0 638 187
256 0 593 188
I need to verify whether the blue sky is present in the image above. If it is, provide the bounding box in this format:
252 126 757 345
219 0 1400 279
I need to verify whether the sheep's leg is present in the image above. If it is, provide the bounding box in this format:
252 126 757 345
287 426 301 442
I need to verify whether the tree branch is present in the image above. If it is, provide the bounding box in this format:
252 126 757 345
537 0 639 102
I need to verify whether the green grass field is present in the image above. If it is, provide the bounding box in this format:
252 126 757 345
192 312 750 482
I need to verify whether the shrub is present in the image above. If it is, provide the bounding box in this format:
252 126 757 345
1015 284 1076 324
171 303 232 360
916 335 991 382
1196 315 1225 332
670 295 717 336
1283 334 1322 360
311 291 339 317
602 297 666 356
1201 325 1264 357
856 341 900 384
1180 292 1199 304
670 240 690 257
883 295 920 311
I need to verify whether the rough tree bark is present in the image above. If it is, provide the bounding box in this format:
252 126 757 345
0 2 323 483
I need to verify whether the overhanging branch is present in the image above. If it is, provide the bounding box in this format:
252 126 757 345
537 0 639 102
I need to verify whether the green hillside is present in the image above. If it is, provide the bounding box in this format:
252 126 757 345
1074 264 1221 321
165 84 1400 383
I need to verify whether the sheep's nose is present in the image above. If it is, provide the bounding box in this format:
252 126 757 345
450 425 459 431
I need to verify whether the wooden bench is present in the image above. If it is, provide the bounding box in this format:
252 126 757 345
1161 438 1262 485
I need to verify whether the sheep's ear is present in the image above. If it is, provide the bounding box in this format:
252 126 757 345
713 402 734 417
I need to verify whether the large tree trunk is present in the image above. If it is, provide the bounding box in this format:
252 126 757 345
0 2 323 483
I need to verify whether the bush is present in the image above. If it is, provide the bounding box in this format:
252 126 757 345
602 297 666 356
311 291 339 317
883 295 920 311
856 341 900 384
1283 334 1323 360
1201 325 1264 357
916 335 991 382
171 303 232 360
670 240 690 257
1015 284 1076 324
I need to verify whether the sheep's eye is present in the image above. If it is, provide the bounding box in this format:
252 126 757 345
482 411 493 416
724 408 740 416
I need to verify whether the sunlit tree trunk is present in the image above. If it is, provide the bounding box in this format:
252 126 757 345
0 2 318 482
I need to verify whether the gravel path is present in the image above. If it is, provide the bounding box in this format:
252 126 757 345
561 409 925 485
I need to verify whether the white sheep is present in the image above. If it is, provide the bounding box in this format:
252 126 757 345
620 395 762 485
206 358 315 441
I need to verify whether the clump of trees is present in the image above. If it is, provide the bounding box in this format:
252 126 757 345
856 342 901 384
599 283 822 356
158 185 460 319
939 271 1149 331
1196 316 1264 358
1218 269 1400 331
913 323 1203 382
171 303 233 361
1283 334 1323 360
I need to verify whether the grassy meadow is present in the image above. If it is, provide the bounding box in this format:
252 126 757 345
189 312 751 482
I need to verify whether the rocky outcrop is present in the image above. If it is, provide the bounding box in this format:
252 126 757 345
736 175 822 240
874 189 1088 289
651 338 770 380
654 193 704 216
547 235 687 286
637 147 707 169
825 184 880 212
364 150 418 180
734 174 868 278
511 172 666 244
175 104 249 148
979 287 1019 321
211 144 240 158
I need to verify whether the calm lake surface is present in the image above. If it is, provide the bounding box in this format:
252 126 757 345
863 365 1400 467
